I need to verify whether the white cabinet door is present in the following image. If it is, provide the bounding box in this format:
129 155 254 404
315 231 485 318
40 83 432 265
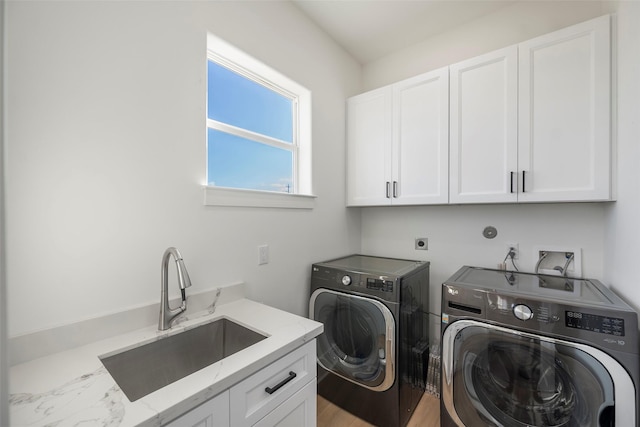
518 15 611 202
392 67 449 205
346 87 392 206
230 341 316 427
253 379 316 427
164 390 230 427
347 68 449 206
449 46 518 203
162 341 317 427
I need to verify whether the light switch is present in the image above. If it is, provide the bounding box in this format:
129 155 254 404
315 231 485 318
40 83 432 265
258 245 269 265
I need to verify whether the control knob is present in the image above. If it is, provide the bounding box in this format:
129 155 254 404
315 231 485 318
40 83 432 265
513 304 534 321
341 275 352 286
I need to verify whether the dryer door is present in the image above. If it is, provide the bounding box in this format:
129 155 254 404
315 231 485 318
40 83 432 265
310 288 395 391
442 320 636 427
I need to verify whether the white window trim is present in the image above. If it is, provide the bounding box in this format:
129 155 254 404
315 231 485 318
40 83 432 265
203 186 316 209
204 33 314 208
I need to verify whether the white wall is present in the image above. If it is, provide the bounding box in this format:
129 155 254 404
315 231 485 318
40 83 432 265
362 1 607 90
1 0 8 422
362 204 607 316
5 0 361 337
7 0 639 357
358 1 636 323
604 1 640 312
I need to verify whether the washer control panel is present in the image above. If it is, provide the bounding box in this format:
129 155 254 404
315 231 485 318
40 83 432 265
566 311 625 336
310 265 399 299
513 304 534 321
365 277 394 292
486 294 561 325
442 266 639 354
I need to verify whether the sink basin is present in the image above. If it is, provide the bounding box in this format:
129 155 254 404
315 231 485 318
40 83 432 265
100 318 267 402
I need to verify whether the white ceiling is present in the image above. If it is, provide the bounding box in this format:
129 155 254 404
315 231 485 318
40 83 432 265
292 0 518 64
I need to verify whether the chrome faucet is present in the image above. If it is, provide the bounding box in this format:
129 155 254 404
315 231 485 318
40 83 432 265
158 247 192 330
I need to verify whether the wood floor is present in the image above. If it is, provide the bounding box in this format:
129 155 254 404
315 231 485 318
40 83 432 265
317 392 440 427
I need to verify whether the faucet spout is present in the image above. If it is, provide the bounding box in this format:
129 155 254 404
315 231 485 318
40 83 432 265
159 247 193 330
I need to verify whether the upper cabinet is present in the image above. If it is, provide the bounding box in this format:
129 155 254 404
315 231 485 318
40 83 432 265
347 67 449 206
347 14 613 207
346 86 392 206
517 15 611 202
449 46 518 203
450 14 611 204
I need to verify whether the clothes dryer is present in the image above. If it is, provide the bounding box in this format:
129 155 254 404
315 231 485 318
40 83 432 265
441 266 640 427
310 255 430 427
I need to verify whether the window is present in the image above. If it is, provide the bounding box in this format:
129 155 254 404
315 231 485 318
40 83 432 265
204 34 313 208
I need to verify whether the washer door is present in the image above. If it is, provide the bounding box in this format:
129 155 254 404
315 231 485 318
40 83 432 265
310 288 395 391
442 320 636 427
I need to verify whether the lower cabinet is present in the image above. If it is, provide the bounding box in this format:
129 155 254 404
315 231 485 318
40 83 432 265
230 340 316 426
164 340 317 427
252 380 316 427
164 391 230 427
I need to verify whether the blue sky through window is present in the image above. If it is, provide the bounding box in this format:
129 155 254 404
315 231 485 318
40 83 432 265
207 129 293 192
207 61 293 142
207 59 296 192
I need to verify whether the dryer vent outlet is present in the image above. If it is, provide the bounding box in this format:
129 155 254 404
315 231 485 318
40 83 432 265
415 238 428 250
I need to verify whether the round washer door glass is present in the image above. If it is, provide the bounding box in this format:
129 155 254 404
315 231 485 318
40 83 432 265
446 323 615 427
310 289 395 391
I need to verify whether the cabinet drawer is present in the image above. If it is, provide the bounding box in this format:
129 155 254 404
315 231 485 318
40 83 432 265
230 340 316 427
253 379 317 427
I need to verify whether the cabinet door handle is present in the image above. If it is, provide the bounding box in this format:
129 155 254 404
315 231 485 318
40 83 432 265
510 172 514 193
386 182 391 198
265 371 297 395
522 171 526 192
393 181 398 198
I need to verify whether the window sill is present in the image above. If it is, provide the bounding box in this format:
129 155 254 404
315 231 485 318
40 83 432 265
203 186 316 209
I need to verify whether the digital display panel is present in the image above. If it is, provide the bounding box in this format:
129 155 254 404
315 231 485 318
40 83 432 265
366 278 393 292
566 311 625 336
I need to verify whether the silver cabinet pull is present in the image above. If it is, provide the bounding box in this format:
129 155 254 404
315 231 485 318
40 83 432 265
393 181 398 198
510 172 514 193
522 170 526 192
386 182 391 198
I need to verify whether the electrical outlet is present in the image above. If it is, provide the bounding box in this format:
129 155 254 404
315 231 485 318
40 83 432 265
415 238 428 250
505 243 519 259
258 245 269 265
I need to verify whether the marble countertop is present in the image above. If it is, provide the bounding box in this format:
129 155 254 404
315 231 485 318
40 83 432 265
9 296 323 426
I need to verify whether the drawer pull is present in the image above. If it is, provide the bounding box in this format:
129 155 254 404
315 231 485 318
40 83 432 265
265 371 297 395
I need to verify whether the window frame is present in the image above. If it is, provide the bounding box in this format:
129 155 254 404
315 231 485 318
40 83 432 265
204 34 314 209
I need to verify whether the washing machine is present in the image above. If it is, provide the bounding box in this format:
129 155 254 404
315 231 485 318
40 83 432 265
309 255 430 427
441 266 640 427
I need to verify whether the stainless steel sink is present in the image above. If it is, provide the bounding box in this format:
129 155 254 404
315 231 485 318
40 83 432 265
100 318 267 401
